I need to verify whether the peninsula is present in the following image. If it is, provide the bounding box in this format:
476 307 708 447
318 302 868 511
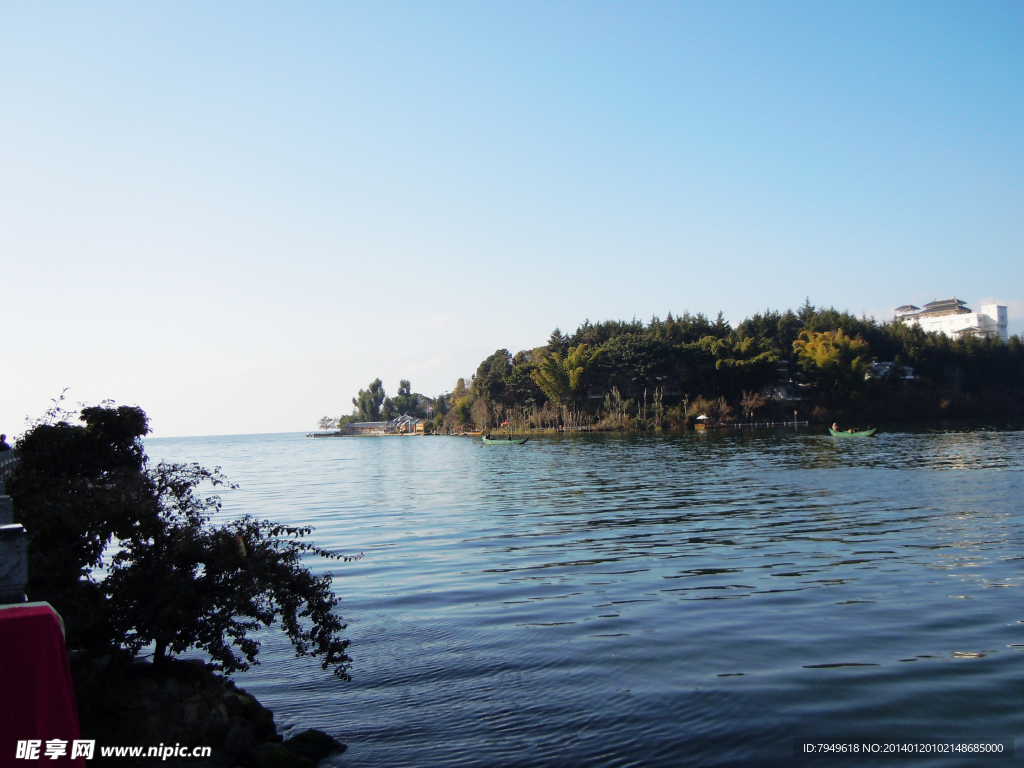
319 300 1023 436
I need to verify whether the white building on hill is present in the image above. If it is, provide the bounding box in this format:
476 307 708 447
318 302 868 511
894 298 1008 342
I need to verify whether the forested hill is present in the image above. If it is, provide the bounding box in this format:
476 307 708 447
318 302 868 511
432 302 1024 432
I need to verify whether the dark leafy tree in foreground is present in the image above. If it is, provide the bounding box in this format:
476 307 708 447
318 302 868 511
9 400 160 648
9 404 358 679
105 463 357 678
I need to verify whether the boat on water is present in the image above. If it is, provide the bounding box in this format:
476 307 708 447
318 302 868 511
829 428 876 437
481 436 530 445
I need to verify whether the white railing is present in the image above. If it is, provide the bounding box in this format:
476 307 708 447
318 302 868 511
0 450 18 480
0 451 26 604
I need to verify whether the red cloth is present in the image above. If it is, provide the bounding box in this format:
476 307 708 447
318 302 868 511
0 604 86 767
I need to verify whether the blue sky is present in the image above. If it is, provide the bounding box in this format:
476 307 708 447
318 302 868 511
2 2 1021 436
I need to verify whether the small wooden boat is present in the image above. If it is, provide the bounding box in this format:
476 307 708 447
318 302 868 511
481 436 530 445
829 428 876 437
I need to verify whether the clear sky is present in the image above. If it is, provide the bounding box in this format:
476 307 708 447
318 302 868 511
2 2 1021 437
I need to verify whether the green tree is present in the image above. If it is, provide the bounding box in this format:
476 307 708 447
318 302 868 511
546 328 570 356
531 345 591 406
793 329 872 396
352 378 386 421
700 335 779 397
589 335 671 395
473 350 514 407
429 392 450 417
391 379 420 416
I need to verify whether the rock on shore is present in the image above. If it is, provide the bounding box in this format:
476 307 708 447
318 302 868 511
72 656 345 767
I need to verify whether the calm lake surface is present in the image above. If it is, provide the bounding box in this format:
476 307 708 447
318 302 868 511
145 426 1024 767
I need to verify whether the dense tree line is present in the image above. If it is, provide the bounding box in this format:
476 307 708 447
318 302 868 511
338 302 1024 433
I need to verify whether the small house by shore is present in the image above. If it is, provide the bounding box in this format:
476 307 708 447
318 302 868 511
338 415 424 436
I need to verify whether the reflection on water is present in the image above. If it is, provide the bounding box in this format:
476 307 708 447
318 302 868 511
146 426 1024 767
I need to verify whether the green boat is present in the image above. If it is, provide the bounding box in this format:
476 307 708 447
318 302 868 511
481 436 530 445
829 428 876 437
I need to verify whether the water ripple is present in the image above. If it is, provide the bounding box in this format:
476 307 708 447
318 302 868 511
145 426 1024 767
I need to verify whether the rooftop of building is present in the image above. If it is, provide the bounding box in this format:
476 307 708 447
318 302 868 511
393 414 424 424
896 298 972 318
921 298 970 314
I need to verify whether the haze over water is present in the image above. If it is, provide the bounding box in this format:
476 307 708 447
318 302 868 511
146 426 1024 767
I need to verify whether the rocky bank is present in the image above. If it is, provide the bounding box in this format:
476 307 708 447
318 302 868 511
72 655 345 768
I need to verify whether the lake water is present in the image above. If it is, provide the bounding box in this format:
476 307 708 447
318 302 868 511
144 426 1024 767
